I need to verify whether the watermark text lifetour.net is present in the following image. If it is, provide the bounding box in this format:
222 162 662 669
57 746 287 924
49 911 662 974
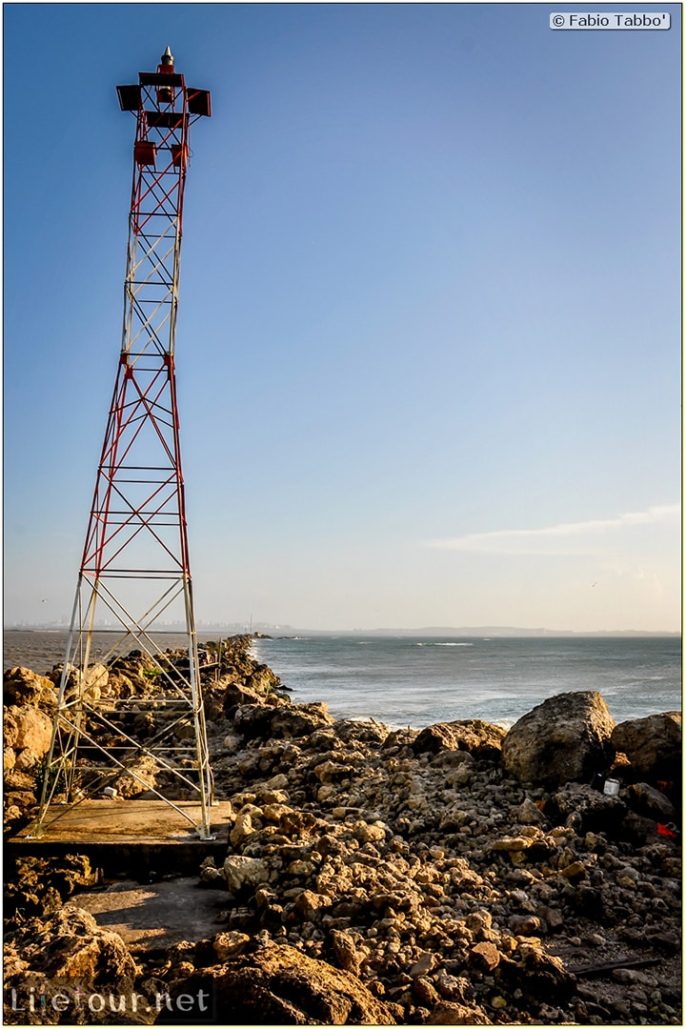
7 986 211 1017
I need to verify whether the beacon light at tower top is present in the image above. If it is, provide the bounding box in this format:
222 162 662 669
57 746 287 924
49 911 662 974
33 51 214 840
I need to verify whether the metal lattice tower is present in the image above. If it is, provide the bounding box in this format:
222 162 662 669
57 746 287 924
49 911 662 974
35 49 214 838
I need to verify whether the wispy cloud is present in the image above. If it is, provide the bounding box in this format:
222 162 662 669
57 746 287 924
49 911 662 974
425 504 680 555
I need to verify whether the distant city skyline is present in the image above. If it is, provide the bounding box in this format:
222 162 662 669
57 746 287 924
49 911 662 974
5 4 681 633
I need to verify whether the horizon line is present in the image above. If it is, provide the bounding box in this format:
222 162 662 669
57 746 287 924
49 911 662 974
4 623 681 637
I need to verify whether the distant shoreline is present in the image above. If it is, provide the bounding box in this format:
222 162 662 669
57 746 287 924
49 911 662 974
4 626 680 638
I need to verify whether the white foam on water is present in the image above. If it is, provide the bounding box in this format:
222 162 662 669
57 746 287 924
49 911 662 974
415 642 474 647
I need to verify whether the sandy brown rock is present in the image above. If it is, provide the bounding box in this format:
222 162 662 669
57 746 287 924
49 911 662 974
427 1000 491 1024
5 855 96 918
234 701 333 739
4 705 53 758
112 753 159 798
161 942 395 1024
3 667 57 709
4 903 137 1020
3 639 682 1028
412 719 505 760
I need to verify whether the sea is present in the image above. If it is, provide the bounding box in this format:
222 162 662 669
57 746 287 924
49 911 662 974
252 634 682 729
3 630 681 731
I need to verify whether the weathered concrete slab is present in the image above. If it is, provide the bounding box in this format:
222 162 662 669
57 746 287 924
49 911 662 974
73 877 227 951
7 800 231 875
16 799 232 842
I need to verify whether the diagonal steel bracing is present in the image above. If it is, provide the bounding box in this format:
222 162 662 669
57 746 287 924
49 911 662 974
34 50 213 839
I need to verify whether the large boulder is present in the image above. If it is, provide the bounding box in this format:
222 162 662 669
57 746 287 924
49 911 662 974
502 691 615 788
4 706 53 758
612 712 681 781
159 942 395 1024
413 719 505 760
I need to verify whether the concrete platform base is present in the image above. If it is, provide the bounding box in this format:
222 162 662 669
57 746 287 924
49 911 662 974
73 878 228 952
7 800 231 875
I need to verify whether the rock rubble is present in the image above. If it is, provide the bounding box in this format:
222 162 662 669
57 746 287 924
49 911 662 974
3 639 681 1025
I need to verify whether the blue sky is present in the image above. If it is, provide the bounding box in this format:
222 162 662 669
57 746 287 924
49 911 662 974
5 3 681 631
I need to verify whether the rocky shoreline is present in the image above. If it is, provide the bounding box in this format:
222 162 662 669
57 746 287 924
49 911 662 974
3 636 682 1025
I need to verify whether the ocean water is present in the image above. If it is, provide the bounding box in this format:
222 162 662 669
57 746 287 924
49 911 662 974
252 635 682 729
4 631 681 731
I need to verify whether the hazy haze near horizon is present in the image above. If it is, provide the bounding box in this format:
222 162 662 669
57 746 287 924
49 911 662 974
5 4 680 633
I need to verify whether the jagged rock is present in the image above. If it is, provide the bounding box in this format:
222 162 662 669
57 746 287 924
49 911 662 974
82 663 109 701
382 727 420 749
470 940 500 971
4 706 53 757
412 976 440 1007
223 855 269 894
213 931 250 960
246 664 282 694
412 724 457 754
200 865 224 887
14 749 41 771
48 662 109 702
160 942 395 1024
612 712 681 781
502 691 615 787
111 753 158 798
334 719 389 746
508 914 543 934
3 667 57 709
410 951 436 976
222 680 267 711
412 719 505 760
4 903 137 989
234 702 333 739
505 945 575 1004
514 797 546 825
294 889 331 920
627 782 676 821
230 809 258 847
548 782 627 835
427 1000 491 1024
4 855 96 918
328 929 363 974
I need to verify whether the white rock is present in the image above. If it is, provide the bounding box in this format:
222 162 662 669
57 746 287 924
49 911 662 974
223 855 269 894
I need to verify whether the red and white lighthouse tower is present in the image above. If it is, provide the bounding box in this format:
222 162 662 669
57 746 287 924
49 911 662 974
36 50 214 837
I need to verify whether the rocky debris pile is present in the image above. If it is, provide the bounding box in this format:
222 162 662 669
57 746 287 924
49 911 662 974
160 941 396 1024
3 646 682 1026
2 635 280 827
4 669 58 832
5 855 97 919
4 905 138 1025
